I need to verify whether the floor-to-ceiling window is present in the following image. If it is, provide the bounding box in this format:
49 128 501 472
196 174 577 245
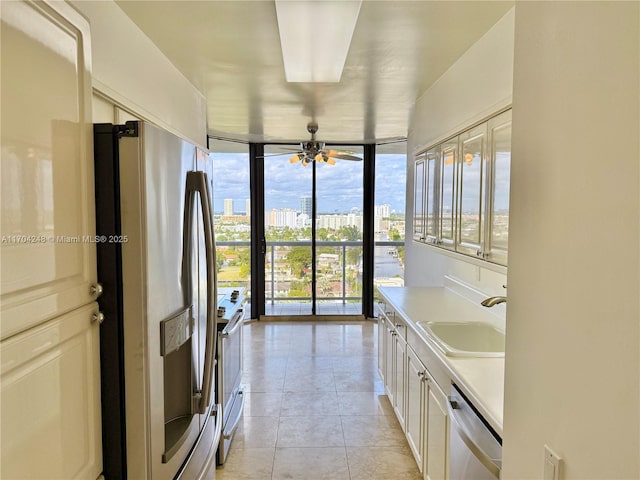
210 138 405 318
263 145 314 315
262 144 365 316
315 145 363 315
373 142 406 308
209 139 251 302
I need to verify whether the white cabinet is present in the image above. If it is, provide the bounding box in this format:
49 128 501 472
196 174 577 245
425 379 449 480
392 324 407 427
0 0 96 339
406 344 450 480
406 346 427 472
377 303 406 429
456 124 487 258
413 158 426 241
485 109 512 265
383 317 395 406
0 2 101 478
377 302 387 383
413 109 511 266
0 304 103 479
438 139 458 250
378 302 450 480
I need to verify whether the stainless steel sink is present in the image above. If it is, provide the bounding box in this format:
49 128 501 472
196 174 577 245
416 321 505 357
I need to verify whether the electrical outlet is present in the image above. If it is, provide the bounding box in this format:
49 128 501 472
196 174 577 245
543 445 562 480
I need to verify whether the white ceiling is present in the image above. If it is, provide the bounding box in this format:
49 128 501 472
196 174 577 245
116 1 513 144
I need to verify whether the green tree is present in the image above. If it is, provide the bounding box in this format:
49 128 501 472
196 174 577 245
287 246 311 278
346 247 362 266
337 225 361 241
388 228 402 241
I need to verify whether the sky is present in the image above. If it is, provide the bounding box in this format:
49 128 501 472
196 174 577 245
209 150 407 215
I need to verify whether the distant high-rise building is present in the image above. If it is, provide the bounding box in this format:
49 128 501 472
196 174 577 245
224 198 234 216
266 209 299 228
375 204 391 219
245 198 251 217
300 196 312 217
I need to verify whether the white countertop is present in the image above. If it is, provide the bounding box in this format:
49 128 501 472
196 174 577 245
378 286 505 436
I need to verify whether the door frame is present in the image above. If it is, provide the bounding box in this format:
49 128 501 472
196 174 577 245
250 142 376 319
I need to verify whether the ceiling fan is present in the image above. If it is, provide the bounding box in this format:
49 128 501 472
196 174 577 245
273 122 363 166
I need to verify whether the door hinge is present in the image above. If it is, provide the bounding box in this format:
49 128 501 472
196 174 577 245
114 121 139 138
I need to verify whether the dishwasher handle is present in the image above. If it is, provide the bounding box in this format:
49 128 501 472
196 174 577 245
447 397 501 478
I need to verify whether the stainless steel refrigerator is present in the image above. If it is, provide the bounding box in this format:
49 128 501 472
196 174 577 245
94 121 221 480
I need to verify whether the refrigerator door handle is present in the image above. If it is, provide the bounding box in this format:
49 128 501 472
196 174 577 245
184 171 218 414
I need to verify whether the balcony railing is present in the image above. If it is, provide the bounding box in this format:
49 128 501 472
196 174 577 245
215 240 404 306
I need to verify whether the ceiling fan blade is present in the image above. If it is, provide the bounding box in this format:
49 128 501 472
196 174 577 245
327 152 362 161
256 151 303 159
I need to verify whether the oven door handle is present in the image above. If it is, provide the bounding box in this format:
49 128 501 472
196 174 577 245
185 171 217 414
447 397 501 478
223 389 245 439
221 310 244 337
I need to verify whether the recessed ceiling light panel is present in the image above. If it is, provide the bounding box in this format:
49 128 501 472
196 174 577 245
275 0 362 82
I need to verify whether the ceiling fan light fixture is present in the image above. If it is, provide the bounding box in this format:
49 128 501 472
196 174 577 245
275 0 362 82
327 157 336 166
290 154 302 163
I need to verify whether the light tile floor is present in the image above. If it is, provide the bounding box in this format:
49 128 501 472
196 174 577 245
215 320 422 480
259 302 364 316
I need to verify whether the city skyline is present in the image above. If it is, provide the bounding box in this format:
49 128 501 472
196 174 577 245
210 151 407 214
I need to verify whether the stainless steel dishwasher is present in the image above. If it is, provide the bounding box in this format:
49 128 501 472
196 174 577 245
448 384 502 480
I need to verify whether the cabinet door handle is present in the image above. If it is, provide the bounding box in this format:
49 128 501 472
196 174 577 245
90 283 103 297
395 323 402 329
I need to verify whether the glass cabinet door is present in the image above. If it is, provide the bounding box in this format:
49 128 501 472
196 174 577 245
413 157 425 242
485 109 512 265
457 124 487 257
439 139 457 249
425 147 439 244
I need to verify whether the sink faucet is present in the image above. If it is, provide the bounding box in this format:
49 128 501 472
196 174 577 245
481 296 507 307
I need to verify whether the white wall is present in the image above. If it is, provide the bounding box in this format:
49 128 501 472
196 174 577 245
72 1 207 147
502 3 639 479
405 8 514 298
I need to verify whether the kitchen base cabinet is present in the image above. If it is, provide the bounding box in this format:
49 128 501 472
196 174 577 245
406 344 450 480
378 303 407 430
377 312 450 480
377 303 386 383
406 346 427 472
426 381 449 480
393 329 407 428
383 317 395 405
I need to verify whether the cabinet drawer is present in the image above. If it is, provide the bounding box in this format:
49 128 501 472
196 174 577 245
392 316 407 341
407 329 450 394
377 301 394 322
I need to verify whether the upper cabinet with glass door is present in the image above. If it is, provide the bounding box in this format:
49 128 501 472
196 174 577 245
457 124 487 258
438 138 457 250
424 147 439 245
413 109 512 267
484 110 511 265
413 155 426 242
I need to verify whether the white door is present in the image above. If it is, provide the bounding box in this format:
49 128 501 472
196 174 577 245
0 0 97 340
0 304 103 479
0 2 102 479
